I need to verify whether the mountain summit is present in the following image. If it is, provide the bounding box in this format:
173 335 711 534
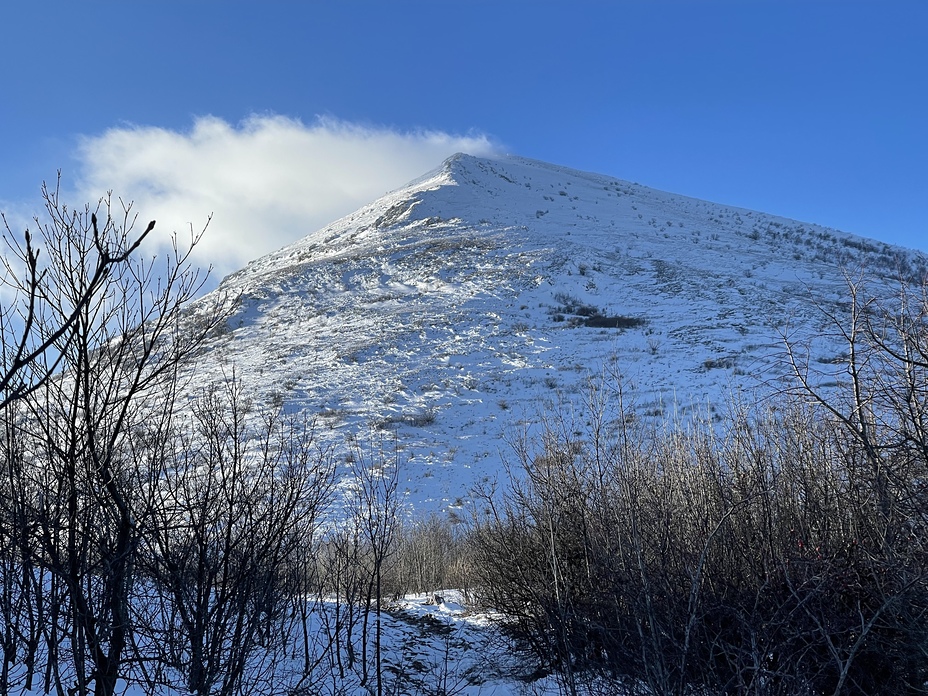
188 153 926 510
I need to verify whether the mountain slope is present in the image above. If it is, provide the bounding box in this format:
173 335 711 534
185 153 926 511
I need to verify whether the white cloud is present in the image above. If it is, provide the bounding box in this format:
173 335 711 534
73 115 499 282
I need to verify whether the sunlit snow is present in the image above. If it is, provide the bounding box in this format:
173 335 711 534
184 153 924 516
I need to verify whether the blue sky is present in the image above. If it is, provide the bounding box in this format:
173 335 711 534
1 1 925 275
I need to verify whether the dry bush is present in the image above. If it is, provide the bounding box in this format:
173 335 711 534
386 514 471 597
470 399 928 694
468 274 928 695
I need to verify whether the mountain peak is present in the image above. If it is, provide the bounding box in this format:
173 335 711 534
191 155 927 512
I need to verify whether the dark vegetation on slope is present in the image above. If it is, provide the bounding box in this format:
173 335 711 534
0 185 926 695
468 278 928 696
549 292 647 329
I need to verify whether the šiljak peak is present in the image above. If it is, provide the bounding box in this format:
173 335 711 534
184 153 927 512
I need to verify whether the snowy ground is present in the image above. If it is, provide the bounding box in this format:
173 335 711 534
313 590 553 696
17 590 561 696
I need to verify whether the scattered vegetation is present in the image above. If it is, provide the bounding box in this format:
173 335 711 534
702 355 737 370
549 292 647 329
379 407 438 428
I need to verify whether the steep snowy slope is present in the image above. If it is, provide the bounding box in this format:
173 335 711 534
184 153 926 511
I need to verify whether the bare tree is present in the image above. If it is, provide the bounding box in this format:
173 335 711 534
0 183 222 695
780 274 928 694
135 375 337 696
0 178 157 408
312 436 401 696
353 438 400 696
389 513 469 598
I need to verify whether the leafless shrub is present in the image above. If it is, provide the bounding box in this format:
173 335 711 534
0 183 223 695
135 376 337 696
313 435 402 696
387 514 471 597
468 273 928 694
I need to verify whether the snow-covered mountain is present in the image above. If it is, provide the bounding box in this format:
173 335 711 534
185 153 927 512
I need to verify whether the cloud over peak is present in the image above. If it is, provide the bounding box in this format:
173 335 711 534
74 115 499 280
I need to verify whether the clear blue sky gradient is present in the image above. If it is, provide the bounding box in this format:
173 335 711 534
1 1 925 252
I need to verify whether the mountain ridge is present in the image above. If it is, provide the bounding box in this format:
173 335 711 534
183 153 927 511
